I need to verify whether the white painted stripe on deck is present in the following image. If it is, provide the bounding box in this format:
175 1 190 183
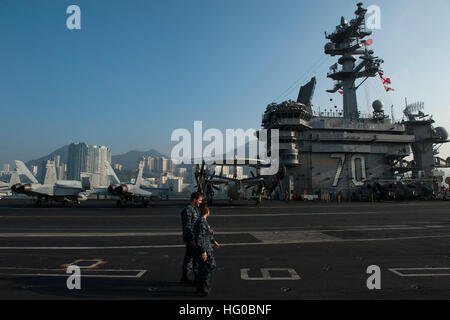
0 211 378 219
251 231 341 243
240 268 301 281
0 234 449 250
0 223 439 233
389 268 450 277
0 267 147 278
212 211 380 217
0 224 435 238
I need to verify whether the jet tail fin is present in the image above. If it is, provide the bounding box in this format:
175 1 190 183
14 160 38 184
134 160 144 188
43 160 57 185
9 171 20 187
105 161 120 185
297 77 316 106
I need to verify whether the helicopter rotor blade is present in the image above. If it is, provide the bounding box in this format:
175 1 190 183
194 164 200 183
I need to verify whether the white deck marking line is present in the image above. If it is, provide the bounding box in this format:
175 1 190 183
389 268 450 277
0 232 183 237
0 224 440 238
5 203 416 210
135 270 147 278
213 211 379 217
240 268 301 281
0 226 428 238
252 231 340 243
0 234 449 250
0 211 378 219
0 223 442 233
0 267 147 278
61 258 107 269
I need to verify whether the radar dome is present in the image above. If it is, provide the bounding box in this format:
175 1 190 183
324 42 335 52
372 100 384 112
435 127 449 140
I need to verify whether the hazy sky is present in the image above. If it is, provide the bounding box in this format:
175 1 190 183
1 0 449 166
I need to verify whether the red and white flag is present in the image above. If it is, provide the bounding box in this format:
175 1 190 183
381 77 391 85
384 85 395 92
361 39 373 46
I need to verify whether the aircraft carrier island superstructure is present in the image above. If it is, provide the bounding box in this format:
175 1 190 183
261 3 449 201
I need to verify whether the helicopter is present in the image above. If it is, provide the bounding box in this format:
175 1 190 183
194 158 287 205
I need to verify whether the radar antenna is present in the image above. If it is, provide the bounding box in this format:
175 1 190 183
324 2 384 119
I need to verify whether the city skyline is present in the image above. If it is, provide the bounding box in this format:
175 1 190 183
0 149 190 194
1 0 449 166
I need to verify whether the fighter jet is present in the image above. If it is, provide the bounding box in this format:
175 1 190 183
106 160 155 208
0 171 20 199
11 160 93 206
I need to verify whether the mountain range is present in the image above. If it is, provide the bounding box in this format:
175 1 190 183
111 149 167 170
26 145 168 171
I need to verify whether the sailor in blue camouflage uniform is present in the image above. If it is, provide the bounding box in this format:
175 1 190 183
193 205 220 296
180 192 202 284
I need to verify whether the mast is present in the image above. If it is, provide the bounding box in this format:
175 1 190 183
324 2 384 119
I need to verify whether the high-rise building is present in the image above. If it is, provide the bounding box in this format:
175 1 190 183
168 159 175 173
67 142 88 180
155 157 169 174
98 146 110 185
177 168 187 177
2 164 10 172
214 165 230 176
166 177 184 193
86 145 111 186
57 164 65 180
66 142 112 182
235 166 244 179
87 145 100 174
37 160 47 183
146 157 155 173
54 155 61 179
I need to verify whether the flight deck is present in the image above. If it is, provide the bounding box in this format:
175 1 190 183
0 199 448 300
